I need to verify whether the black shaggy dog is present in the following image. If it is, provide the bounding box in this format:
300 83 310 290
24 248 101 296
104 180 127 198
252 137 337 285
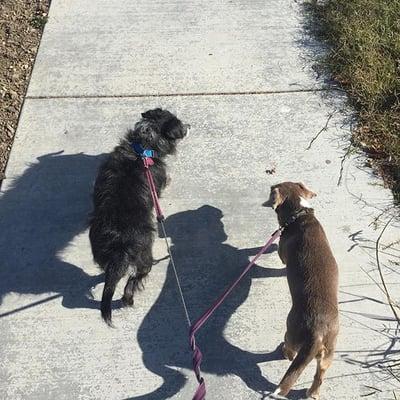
89 108 188 326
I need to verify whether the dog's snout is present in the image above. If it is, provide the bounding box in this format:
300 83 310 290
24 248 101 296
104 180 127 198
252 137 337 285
262 199 272 208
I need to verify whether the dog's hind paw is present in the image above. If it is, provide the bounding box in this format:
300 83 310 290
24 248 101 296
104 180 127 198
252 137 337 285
270 388 288 399
306 389 320 399
121 295 134 307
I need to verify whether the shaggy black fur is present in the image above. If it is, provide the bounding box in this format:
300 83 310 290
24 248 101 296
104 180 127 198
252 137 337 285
89 108 188 326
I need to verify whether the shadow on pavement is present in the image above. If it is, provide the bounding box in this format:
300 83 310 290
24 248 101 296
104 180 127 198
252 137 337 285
0 151 105 317
127 205 304 399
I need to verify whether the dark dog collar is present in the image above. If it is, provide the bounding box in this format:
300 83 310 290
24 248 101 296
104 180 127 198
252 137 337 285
131 142 157 158
280 208 310 231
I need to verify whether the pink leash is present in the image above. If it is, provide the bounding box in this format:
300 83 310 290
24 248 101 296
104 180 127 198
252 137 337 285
189 228 282 400
141 156 282 400
142 157 164 221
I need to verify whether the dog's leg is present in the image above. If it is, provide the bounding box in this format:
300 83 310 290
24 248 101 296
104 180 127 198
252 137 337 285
275 339 320 397
283 312 299 361
282 343 297 361
306 349 333 399
278 244 287 265
134 266 151 290
121 247 152 306
101 258 128 326
122 275 137 307
122 272 147 306
282 332 297 361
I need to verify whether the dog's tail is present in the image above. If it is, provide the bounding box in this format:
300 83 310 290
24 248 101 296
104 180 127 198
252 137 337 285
274 337 322 397
101 253 129 327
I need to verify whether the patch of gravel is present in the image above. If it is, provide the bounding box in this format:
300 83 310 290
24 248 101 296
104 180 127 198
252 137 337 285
0 0 50 182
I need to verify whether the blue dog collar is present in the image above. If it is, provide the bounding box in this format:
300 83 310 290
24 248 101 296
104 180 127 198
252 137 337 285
131 142 156 158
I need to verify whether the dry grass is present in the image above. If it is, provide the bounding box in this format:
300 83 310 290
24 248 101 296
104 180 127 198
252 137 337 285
306 0 400 201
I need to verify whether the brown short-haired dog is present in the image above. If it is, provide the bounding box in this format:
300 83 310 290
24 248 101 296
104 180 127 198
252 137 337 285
265 182 339 399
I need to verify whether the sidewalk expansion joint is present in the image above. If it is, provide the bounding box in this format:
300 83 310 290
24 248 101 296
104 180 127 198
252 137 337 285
26 87 333 100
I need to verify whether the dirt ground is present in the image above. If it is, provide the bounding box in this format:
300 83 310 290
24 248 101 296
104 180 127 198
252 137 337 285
0 0 50 182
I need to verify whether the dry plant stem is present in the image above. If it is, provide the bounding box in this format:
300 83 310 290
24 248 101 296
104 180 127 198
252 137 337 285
387 368 400 384
382 239 400 250
306 112 335 150
337 143 352 186
375 216 400 324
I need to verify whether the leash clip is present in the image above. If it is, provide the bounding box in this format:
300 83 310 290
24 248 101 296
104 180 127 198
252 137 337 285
142 157 154 168
142 149 155 158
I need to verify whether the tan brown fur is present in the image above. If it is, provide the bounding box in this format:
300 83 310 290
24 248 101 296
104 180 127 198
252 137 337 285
266 182 339 399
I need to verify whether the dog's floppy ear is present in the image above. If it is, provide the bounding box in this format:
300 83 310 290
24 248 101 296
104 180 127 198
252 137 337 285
263 187 285 209
270 187 285 209
297 182 317 199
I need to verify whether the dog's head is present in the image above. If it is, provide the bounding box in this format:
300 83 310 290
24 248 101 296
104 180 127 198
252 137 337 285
131 108 189 156
263 181 316 211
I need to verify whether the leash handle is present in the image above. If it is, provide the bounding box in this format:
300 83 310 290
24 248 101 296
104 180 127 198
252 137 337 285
189 228 282 400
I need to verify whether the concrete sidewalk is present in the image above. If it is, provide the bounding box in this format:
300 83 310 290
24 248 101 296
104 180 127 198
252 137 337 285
1 1 399 399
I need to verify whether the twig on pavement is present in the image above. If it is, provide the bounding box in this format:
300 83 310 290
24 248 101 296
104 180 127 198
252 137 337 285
337 143 353 186
306 112 335 150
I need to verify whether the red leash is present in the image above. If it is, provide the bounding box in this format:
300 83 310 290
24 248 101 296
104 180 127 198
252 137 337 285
141 155 281 400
